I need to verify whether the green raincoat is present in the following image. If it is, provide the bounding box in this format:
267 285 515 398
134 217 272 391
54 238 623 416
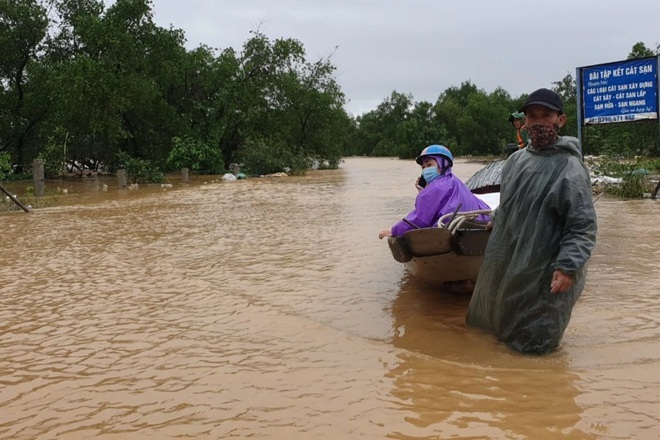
466 136 597 354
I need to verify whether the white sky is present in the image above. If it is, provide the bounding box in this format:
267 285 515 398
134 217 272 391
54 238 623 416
111 0 660 115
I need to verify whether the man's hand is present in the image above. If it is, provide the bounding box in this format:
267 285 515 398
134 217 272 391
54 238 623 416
378 229 392 240
550 270 573 293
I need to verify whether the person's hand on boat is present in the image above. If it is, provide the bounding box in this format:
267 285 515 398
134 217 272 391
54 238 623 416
550 270 573 293
486 221 493 230
378 229 392 239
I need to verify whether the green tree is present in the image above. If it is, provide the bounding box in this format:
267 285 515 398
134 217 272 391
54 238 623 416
434 82 514 155
166 136 224 174
219 32 349 172
395 100 450 159
0 150 11 179
44 0 189 170
627 41 659 59
264 50 348 169
0 0 49 171
358 90 413 156
552 72 578 138
433 81 479 150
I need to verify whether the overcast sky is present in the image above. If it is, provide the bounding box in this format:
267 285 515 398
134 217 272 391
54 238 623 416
115 0 660 115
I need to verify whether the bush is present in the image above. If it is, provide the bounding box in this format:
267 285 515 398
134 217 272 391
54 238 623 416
41 127 69 178
238 138 310 175
610 172 650 199
589 155 657 199
167 136 225 174
116 151 163 184
0 151 11 180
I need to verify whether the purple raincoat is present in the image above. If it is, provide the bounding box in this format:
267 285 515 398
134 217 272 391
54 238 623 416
391 169 491 237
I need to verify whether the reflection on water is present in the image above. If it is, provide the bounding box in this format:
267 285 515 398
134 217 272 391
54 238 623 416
1 157 659 439
388 276 593 439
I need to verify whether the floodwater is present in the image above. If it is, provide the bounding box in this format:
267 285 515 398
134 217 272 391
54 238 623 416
1 157 658 439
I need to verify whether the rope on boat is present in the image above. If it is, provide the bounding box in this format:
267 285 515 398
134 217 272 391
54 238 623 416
438 209 493 235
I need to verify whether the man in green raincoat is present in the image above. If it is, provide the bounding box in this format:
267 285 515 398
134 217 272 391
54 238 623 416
466 88 597 354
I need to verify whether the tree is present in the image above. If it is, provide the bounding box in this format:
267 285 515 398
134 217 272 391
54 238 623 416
395 101 450 159
215 32 350 172
627 41 659 59
45 0 188 170
552 73 578 138
433 81 479 149
0 0 49 171
434 82 514 155
361 90 414 156
264 49 347 169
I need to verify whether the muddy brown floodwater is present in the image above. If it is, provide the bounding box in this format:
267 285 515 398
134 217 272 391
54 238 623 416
1 157 659 439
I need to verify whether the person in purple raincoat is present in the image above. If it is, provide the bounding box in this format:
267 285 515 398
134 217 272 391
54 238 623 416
378 145 491 239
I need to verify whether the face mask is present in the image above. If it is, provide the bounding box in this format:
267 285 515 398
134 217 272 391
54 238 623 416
421 166 439 184
528 122 560 148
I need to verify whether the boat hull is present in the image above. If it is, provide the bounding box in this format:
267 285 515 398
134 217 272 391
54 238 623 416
406 253 484 293
387 226 490 293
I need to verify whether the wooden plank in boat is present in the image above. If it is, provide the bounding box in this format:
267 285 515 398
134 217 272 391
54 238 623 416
451 229 490 256
402 228 452 256
387 237 413 263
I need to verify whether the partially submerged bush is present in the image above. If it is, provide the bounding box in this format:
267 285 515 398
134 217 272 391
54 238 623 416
167 136 225 174
611 172 649 199
116 151 163 184
588 156 658 199
238 138 310 176
0 151 11 180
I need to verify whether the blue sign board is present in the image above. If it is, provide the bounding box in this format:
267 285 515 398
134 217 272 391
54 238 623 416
580 57 658 125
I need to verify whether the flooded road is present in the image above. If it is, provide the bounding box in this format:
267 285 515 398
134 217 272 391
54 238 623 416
1 157 659 439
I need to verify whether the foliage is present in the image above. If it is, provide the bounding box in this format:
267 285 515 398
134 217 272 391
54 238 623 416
627 41 659 59
0 171 31 181
116 151 163 183
0 151 12 180
615 172 650 199
583 121 659 157
0 0 49 172
0 0 351 180
40 127 69 178
590 156 660 176
238 137 310 176
349 91 452 158
552 73 578 139
167 136 224 174
395 101 451 159
589 156 658 199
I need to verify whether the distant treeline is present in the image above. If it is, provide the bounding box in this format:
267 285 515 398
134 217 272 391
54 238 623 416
1 0 658 182
348 41 660 160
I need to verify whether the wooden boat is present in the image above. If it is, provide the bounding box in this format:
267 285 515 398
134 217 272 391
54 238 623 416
387 213 492 293
386 160 504 293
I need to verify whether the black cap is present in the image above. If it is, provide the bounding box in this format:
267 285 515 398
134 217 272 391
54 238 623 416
519 88 563 113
